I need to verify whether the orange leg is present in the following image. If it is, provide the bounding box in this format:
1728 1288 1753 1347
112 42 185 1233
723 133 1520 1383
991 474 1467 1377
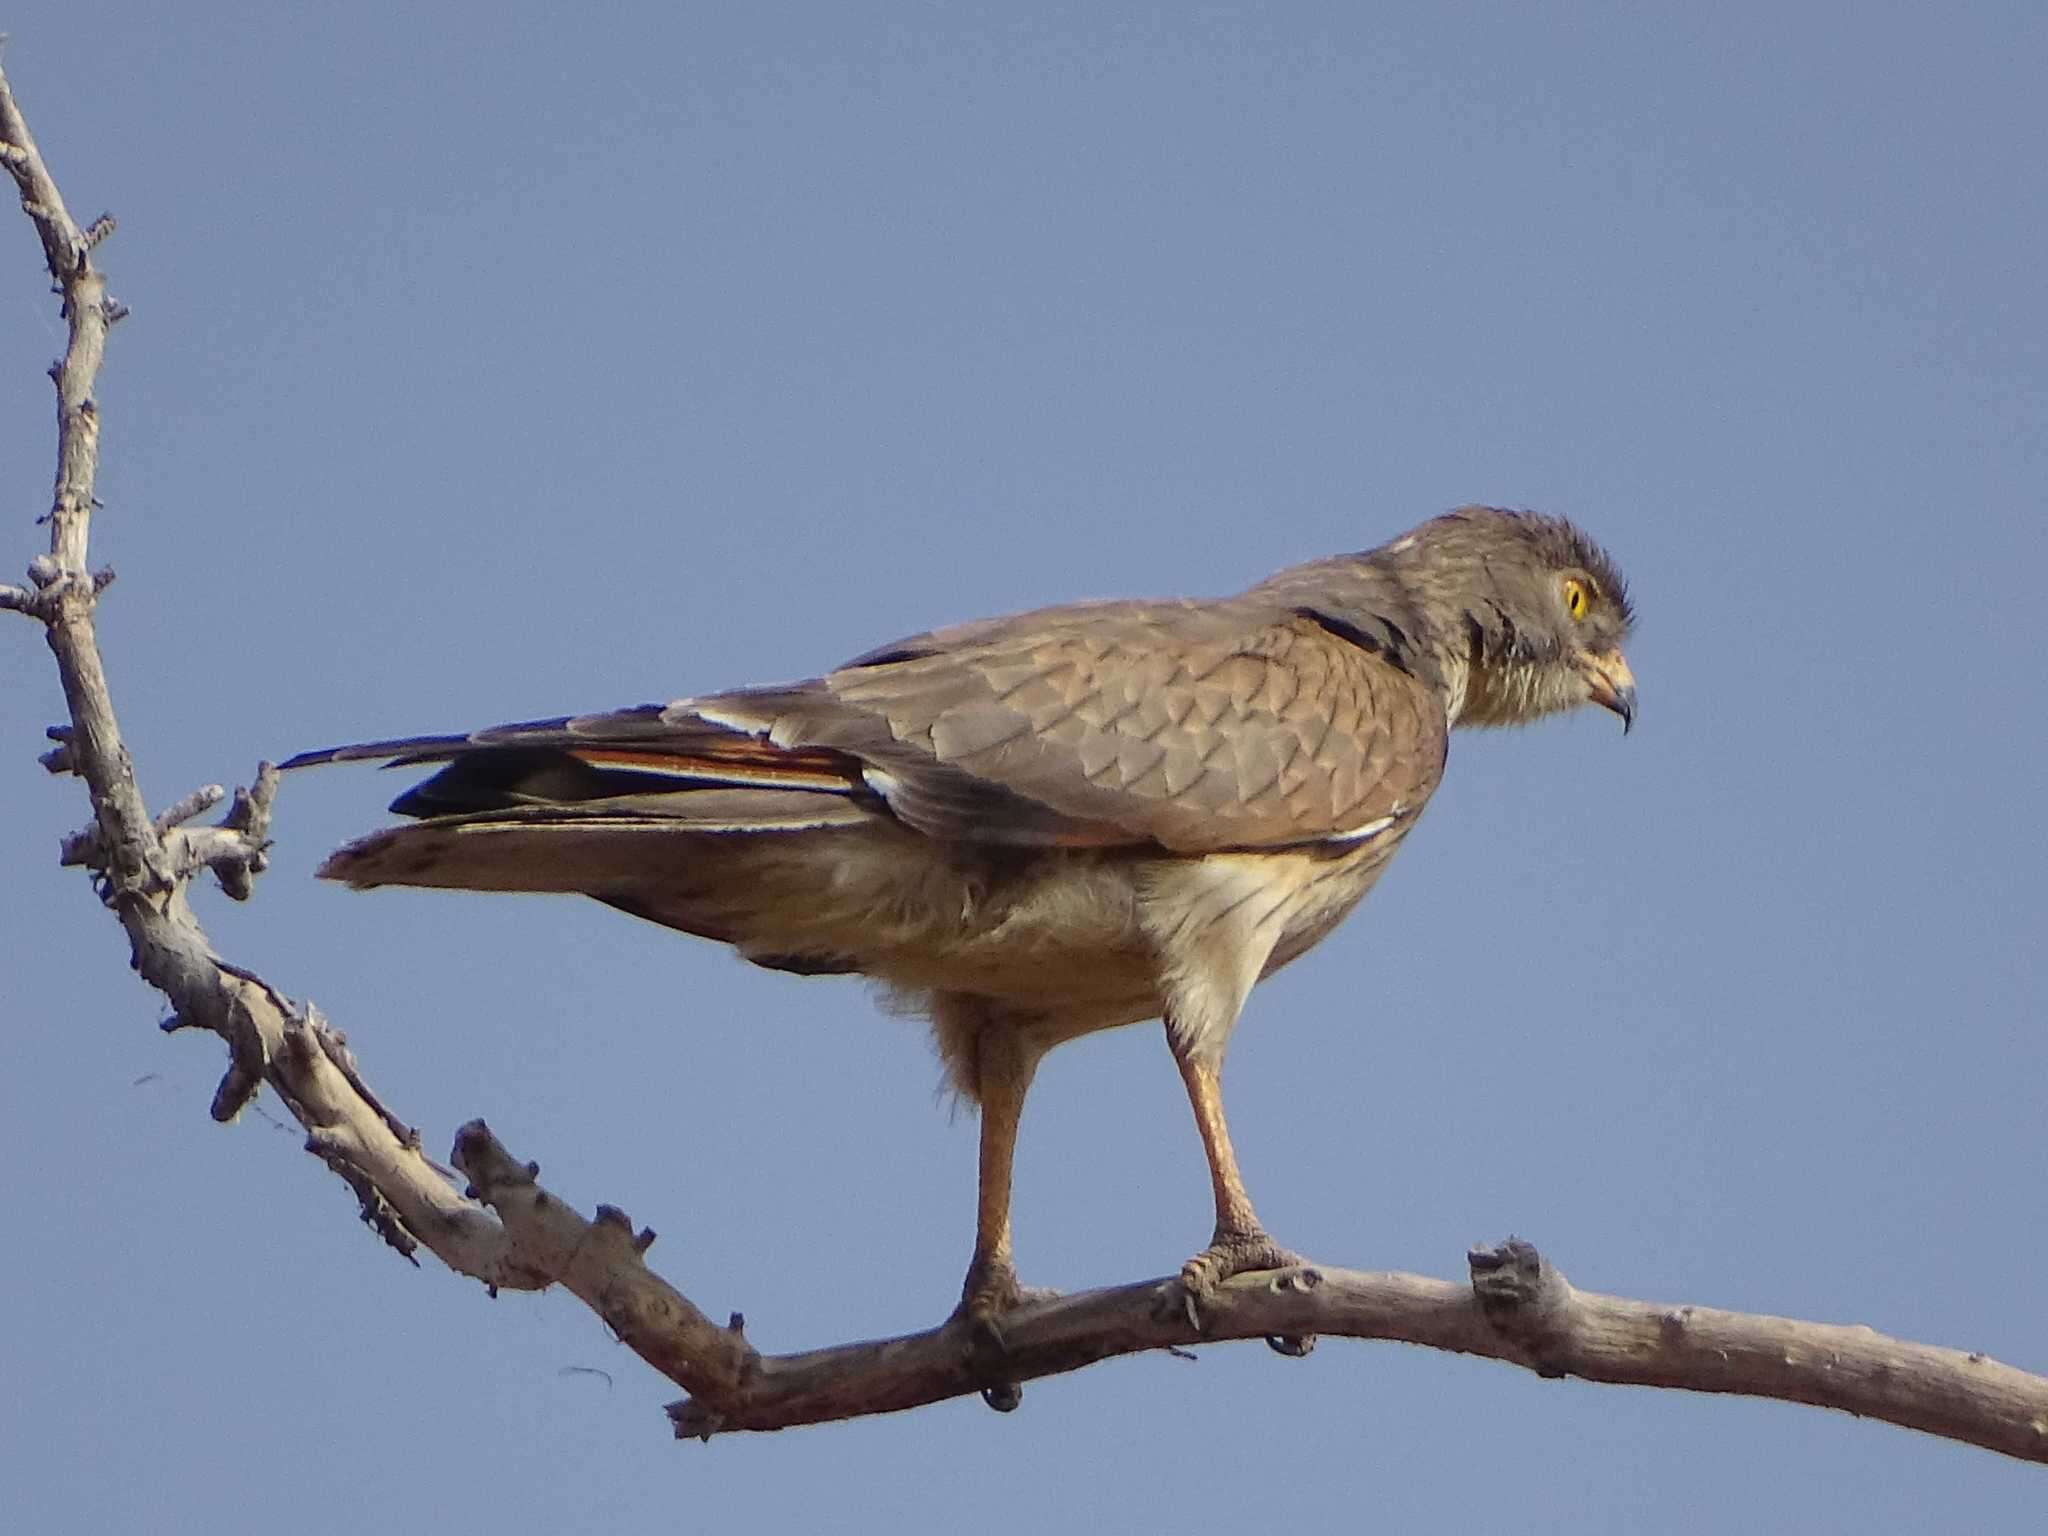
958 1022 1042 1325
1174 1048 1263 1237
1168 1031 1303 1309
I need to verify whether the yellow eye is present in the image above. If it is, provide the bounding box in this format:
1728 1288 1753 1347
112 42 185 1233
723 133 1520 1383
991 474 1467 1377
1562 577 1591 622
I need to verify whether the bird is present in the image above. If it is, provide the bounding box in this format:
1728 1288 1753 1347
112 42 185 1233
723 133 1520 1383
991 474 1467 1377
284 505 1636 1337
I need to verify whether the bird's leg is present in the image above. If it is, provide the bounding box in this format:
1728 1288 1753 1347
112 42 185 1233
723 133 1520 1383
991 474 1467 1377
954 1023 1054 1341
1169 1034 1304 1316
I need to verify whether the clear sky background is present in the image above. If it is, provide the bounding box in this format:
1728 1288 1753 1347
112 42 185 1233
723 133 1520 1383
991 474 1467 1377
3 5 2043 1531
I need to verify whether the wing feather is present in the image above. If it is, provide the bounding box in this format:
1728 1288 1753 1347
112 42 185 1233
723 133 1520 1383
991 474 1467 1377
707 598 1448 852
289 594 1449 857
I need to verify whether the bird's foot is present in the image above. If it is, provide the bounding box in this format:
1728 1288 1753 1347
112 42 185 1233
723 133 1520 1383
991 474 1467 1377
950 1256 1059 1411
953 1257 1060 1343
1169 1226 1309 1334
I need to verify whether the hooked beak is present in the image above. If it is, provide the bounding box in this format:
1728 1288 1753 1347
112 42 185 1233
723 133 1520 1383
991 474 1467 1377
1579 648 1638 734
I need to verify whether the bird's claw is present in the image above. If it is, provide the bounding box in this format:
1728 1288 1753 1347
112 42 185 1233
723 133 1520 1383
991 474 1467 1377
955 1268 1059 1341
952 1258 1058 1411
1169 1228 1309 1333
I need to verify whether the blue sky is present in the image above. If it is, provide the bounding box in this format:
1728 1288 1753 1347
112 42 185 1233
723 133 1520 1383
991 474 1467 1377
2 5 2043 1531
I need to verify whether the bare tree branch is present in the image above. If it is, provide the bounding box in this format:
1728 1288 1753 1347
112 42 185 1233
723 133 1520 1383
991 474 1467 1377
446 1119 2048 1454
0 52 556 1293
4 54 2044 1465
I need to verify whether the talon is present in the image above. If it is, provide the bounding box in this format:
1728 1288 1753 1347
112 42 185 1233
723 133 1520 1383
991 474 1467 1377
1176 1227 1307 1330
953 1260 1059 1341
954 1292 1023 1405
953 1257 1057 1405
955 1255 1021 1326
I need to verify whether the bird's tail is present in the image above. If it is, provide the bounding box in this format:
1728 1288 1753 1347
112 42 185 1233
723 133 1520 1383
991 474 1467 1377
285 699 882 895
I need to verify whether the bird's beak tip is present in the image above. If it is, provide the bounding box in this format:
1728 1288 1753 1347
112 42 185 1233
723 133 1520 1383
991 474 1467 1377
1581 650 1638 735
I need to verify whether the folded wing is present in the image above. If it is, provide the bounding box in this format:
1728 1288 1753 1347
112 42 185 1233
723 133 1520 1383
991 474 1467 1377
287 594 1449 884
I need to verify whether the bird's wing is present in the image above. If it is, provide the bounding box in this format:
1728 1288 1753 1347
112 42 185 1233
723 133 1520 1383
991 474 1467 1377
286 597 1448 856
699 597 1450 852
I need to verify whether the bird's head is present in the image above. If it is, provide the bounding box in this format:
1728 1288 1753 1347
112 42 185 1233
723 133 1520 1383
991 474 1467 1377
1387 506 1637 732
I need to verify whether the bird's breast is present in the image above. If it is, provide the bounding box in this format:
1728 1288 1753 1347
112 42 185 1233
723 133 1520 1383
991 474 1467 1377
1258 834 1407 977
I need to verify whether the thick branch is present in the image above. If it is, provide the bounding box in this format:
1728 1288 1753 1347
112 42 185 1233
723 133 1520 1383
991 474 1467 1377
442 1121 2048 1457
453 1123 755 1397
